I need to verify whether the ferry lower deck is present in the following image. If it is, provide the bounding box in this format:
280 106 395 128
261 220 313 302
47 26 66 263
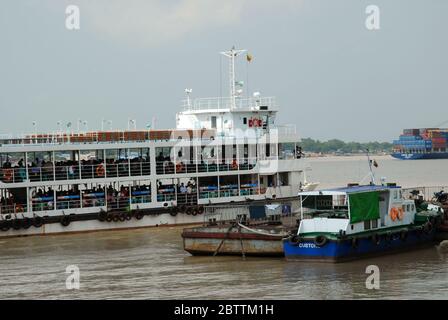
0 131 308 238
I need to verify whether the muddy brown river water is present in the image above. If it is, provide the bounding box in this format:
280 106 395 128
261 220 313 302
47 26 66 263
1 156 448 299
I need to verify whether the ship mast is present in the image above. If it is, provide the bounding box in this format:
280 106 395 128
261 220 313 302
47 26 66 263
220 46 246 110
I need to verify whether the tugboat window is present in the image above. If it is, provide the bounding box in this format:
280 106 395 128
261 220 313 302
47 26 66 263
371 219 378 229
364 220 371 230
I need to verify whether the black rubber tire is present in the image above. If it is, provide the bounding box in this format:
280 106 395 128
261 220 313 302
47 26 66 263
179 205 187 213
169 208 178 217
186 207 193 215
314 235 328 247
400 230 408 241
371 234 380 245
0 221 11 232
33 216 43 228
61 215 71 227
119 213 126 222
125 212 133 221
135 212 144 220
424 222 433 234
192 208 198 216
289 235 301 245
12 219 22 230
112 214 120 222
197 206 205 214
98 211 107 222
22 218 32 229
106 214 113 222
351 237 358 248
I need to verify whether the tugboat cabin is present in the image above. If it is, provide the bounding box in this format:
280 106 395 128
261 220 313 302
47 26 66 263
298 184 416 237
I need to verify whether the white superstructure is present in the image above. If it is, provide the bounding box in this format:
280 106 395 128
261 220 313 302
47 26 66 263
0 48 313 238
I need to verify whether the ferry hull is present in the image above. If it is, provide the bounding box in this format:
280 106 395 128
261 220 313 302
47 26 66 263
0 198 299 239
391 152 448 160
283 229 437 262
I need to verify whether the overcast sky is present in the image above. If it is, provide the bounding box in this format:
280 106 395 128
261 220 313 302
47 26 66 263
1 0 447 142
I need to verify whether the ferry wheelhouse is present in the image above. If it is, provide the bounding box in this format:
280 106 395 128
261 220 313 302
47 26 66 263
0 48 313 238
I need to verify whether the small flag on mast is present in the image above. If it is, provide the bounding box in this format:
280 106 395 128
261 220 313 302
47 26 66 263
246 53 253 62
373 160 378 168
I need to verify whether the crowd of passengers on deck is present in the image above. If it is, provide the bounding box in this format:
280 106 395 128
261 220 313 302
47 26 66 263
1 156 151 182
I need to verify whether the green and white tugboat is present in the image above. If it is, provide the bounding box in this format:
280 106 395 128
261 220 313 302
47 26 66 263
283 182 444 262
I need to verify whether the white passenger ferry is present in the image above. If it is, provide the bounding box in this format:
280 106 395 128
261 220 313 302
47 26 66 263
0 48 315 238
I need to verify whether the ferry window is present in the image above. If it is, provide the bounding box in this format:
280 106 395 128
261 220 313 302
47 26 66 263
364 220 371 230
371 219 378 229
411 204 415 211
266 143 270 157
211 116 217 129
243 117 247 125
406 204 410 212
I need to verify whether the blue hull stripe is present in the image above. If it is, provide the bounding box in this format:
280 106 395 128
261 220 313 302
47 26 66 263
391 152 448 160
283 230 436 262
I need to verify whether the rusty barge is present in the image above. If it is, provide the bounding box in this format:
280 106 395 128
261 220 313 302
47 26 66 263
181 204 297 257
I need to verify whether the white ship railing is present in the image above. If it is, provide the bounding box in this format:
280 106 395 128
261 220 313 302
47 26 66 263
181 96 278 111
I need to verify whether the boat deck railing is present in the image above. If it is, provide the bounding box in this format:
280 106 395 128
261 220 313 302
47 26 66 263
402 186 448 202
181 96 278 111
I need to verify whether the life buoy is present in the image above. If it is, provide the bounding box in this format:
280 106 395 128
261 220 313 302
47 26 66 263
397 207 405 221
176 163 184 173
389 207 399 221
231 160 238 170
3 169 13 182
60 215 71 227
96 164 105 177
15 204 24 213
314 235 328 247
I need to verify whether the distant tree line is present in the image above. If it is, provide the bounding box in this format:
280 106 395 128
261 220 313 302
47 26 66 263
300 138 392 154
